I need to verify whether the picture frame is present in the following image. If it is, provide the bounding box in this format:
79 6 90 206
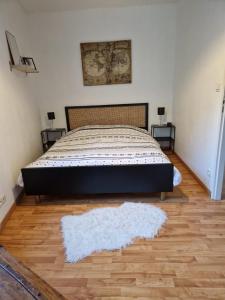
21 57 37 71
80 40 132 86
5 31 21 66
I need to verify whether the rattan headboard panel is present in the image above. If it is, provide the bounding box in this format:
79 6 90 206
65 103 148 131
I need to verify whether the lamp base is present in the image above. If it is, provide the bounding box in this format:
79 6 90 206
159 115 164 126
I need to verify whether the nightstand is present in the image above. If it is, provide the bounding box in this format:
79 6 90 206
41 128 66 152
151 124 175 152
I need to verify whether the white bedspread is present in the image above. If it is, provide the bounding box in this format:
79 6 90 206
18 125 182 187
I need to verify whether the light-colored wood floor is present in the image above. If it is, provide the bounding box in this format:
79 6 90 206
1 154 225 300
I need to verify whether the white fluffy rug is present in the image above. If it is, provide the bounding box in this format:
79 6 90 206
61 202 167 263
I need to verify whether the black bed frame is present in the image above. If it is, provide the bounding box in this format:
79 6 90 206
22 103 174 200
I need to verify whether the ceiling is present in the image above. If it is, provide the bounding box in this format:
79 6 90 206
18 0 178 13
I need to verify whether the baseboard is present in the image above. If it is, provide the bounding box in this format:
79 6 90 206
0 189 25 231
174 152 210 195
0 202 16 233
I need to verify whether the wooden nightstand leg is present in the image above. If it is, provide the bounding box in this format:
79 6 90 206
160 192 166 201
35 195 41 204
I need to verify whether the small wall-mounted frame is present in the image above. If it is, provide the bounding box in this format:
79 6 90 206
21 57 38 71
5 30 39 74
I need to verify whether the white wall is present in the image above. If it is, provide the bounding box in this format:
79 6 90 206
28 4 177 129
174 0 225 191
0 0 42 223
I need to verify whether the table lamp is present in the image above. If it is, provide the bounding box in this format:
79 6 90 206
47 112 55 129
158 107 165 126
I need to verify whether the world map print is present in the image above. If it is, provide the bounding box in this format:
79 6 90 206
80 40 132 86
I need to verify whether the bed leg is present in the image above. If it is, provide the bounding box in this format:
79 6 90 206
160 192 166 201
35 195 41 204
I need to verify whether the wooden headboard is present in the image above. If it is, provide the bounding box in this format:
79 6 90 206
65 103 149 131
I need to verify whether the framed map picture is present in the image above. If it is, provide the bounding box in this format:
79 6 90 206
80 40 132 86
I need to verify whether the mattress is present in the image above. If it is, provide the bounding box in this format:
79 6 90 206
18 125 181 187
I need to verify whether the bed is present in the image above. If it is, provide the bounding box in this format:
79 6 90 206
20 103 181 201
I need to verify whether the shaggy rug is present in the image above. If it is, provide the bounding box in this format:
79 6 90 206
61 202 167 263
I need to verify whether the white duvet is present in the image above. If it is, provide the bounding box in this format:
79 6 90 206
18 125 181 187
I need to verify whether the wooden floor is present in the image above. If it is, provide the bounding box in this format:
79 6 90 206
1 154 225 300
